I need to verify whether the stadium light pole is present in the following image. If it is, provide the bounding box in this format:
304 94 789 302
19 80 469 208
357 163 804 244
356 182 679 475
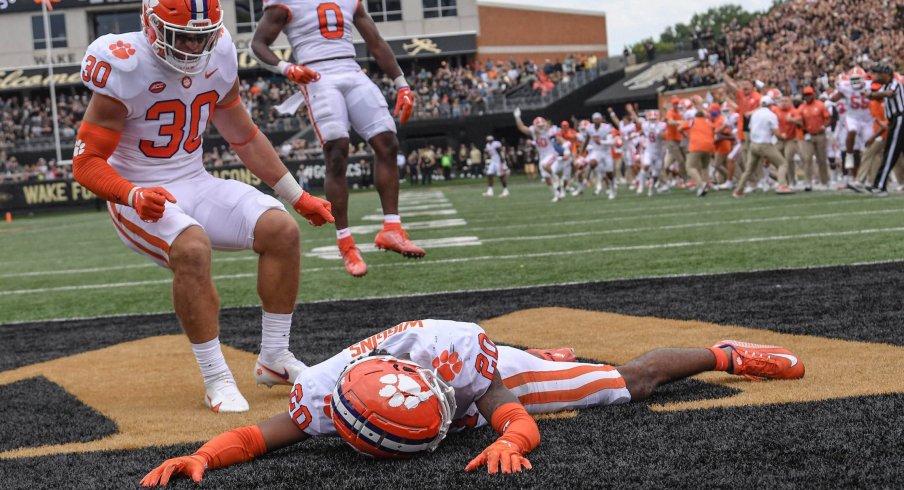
39 0 63 166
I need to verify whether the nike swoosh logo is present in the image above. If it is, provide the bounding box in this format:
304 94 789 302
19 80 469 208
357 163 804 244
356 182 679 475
205 68 219 79
260 364 290 380
771 353 798 367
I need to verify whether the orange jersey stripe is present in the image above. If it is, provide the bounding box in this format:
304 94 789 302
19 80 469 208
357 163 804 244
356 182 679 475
106 204 169 265
110 206 171 253
517 377 627 406
503 364 617 389
301 86 324 146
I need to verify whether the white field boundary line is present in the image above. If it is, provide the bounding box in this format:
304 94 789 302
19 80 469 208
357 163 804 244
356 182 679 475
2 207 901 279
3 226 904 297
4 257 903 326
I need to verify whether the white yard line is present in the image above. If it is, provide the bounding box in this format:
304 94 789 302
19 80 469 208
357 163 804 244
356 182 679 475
3 226 904 297
2 207 900 279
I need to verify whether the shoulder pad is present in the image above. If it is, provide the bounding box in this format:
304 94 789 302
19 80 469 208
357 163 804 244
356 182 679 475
81 33 143 102
211 28 238 87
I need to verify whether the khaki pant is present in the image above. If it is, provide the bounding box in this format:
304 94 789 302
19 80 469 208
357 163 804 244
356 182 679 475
686 151 712 184
664 140 686 178
738 142 790 190
857 137 885 184
713 152 729 182
780 139 800 184
799 133 829 185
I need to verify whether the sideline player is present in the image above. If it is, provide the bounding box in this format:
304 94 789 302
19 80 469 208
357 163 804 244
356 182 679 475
632 108 667 196
482 135 509 197
73 0 334 413
141 318 805 484
581 112 617 198
832 67 874 183
251 0 423 278
514 108 562 201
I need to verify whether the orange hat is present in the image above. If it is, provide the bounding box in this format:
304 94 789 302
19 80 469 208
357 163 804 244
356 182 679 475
671 97 680 104
708 103 720 112
802 87 815 95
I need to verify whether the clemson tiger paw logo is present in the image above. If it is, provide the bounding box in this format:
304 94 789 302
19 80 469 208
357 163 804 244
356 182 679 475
378 373 433 409
72 139 85 157
432 350 463 382
109 40 136 60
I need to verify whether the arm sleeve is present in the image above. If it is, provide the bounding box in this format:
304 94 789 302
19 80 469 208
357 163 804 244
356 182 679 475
71 121 135 205
490 402 540 454
193 425 268 470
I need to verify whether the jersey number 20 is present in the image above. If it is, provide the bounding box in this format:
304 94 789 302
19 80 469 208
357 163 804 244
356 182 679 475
140 91 219 159
317 3 344 39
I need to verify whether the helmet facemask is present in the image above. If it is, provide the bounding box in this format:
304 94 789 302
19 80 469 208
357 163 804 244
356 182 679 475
144 9 222 75
415 367 456 452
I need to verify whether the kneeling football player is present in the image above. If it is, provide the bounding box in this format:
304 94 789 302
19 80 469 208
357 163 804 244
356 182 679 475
141 319 804 484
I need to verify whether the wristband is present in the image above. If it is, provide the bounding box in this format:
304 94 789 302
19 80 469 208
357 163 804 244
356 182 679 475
273 172 304 203
127 186 139 207
278 61 291 76
394 75 409 89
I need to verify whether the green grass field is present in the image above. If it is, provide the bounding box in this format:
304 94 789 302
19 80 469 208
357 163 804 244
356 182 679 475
2 179 903 324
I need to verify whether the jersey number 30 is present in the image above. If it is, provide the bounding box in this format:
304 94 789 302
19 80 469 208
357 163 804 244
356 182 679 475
140 91 219 159
317 3 344 39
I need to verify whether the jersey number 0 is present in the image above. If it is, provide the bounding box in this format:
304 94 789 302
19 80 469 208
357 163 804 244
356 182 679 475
317 3 344 39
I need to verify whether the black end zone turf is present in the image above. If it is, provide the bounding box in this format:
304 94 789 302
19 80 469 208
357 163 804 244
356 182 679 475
2 263 904 488
0 376 117 452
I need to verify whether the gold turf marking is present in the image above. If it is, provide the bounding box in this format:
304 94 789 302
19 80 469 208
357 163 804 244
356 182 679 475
483 307 904 412
0 335 289 459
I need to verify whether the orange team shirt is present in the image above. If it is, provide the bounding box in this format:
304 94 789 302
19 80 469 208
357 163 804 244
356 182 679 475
798 100 830 135
735 89 762 118
772 106 801 141
665 109 683 141
561 127 579 150
683 116 715 153
712 115 732 155
870 100 888 138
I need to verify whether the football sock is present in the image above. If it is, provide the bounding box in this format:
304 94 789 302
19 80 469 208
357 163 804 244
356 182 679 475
192 337 231 385
260 310 293 364
336 228 352 240
383 213 401 224
707 346 730 372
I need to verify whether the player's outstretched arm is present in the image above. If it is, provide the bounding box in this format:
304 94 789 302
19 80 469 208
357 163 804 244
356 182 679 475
354 4 412 123
513 108 532 136
465 373 540 475
141 412 309 487
211 80 333 226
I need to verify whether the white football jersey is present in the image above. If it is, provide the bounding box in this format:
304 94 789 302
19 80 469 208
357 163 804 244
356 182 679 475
80 30 237 186
485 140 503 164
289 320 497 436
530 125 560 157
264 0 357 65
585 122 614 152
641 120 667 152
837 81 873 122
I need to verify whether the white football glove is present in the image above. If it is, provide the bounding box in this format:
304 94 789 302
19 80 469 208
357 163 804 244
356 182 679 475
513 107 521 119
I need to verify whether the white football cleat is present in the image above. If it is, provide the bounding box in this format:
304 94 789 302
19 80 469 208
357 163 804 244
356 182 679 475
482 188 494 197
205 373 249 413
499 188 510 198
254 351 308 387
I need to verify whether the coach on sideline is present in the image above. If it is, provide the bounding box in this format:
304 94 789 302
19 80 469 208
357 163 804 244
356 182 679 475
866 63 904 196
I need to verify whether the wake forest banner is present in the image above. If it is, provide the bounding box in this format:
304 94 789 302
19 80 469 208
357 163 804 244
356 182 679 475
3 33 476 92
0 158 374 212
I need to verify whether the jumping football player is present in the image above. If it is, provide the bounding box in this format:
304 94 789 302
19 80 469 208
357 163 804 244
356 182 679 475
73 0 334 413
514 108 563 201
141 319 804 484
251 0 423 278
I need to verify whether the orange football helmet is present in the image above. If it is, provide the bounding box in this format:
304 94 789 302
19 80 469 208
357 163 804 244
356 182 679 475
331 355 456 459
142 0 223 75
533 117 548 131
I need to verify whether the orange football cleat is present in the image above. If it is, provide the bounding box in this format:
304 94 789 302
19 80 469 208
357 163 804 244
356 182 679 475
338 237 368 277
374 226 425 258
526 347 577 362
714 340 805 381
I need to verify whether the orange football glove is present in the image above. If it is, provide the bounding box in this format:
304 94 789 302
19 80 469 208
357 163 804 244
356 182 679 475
131 186 176 222
293 192 334 226
394 86 414 124
282 62 320 84
140 455 206 487
465 439 532 475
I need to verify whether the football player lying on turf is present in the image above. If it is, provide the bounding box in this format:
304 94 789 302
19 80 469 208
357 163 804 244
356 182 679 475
142 319 805 484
